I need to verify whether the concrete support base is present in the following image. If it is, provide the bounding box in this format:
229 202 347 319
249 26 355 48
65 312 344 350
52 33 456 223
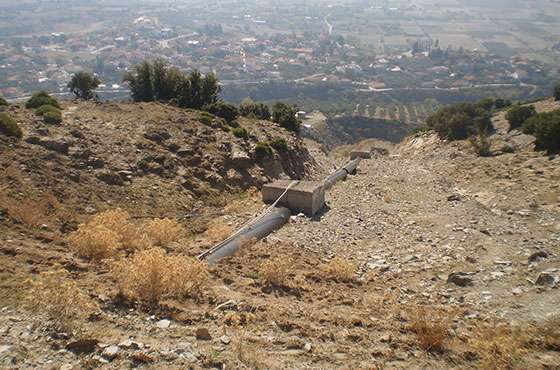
262 180 325 215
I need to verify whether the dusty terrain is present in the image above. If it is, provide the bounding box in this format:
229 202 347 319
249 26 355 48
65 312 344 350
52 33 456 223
0 99 559 369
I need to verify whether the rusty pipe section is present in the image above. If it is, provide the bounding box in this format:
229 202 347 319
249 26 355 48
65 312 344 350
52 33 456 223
323 158 361 190
207 207 291 262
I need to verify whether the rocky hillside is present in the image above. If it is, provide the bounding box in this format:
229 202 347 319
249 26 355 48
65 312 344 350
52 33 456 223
0 100 315 227
0 98 559 370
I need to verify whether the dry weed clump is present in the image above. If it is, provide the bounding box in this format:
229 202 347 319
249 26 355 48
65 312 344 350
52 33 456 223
111 247 209 305
26 266 97 333
469 322 526 369
223 311 263 367
258 254 291 286
327 257 356 282
144 217 185 246
68 208 149 260
408 305 455 351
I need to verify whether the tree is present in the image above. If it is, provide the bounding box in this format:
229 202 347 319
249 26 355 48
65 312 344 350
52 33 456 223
122 61 154 102
505 105 536 131
68 71 100 100
240 102 271 120
554 84 560 101
272 101 301 133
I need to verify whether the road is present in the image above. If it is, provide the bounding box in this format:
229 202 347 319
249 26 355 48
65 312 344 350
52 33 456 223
158 32 199 48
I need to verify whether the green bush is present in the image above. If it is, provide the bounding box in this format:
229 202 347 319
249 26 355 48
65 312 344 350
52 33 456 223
523 109 560 152
426 102 493 140
218 118 230 132
232 127 249 140
228 119 239 128
272 101 301 133
35 105 61 116
137 159 149 171
198 114 212 126
43 110 62 124
255 142 273 161
469 129 491 157
25 90 60 109
269 138 288 153
0 112 23 139
554 85 560 101
0 94 7 107
202 100 238 122
505 105 536 131
239 102 271 120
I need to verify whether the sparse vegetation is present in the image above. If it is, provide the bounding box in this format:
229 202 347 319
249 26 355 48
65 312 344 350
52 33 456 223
26 266 97 333
505 105 536 131
25 90 60 109
0 112 23 139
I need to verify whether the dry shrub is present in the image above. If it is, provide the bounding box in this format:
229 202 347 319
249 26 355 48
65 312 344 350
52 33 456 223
69 223 121 260
26 265 97 333
1 194 46 229
469 322 526 369
408 305 455 351
259 254 290 286
327 257 356 282
111 247 209 305
68 208 149 260
169 256 210 299
144 217 185 246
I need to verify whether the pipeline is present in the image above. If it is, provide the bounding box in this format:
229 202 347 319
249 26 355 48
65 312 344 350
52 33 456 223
206 207 291 262
323 157 361 190
202 158 361 262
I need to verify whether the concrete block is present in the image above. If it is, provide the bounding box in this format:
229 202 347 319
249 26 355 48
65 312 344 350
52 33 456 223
262 180 325 215
350 150 371 160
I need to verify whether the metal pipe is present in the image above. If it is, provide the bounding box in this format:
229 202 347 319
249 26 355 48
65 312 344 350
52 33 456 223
207 207 292 262
323 158 361 190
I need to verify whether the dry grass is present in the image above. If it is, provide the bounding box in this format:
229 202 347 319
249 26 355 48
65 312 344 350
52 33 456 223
408 305 455 352
469 322 527 369
68 208 150 260
258 254 291 286
111 247 209 305
26 265 97 333
144 217 185 246
204 218 234 243
327 257 356 282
